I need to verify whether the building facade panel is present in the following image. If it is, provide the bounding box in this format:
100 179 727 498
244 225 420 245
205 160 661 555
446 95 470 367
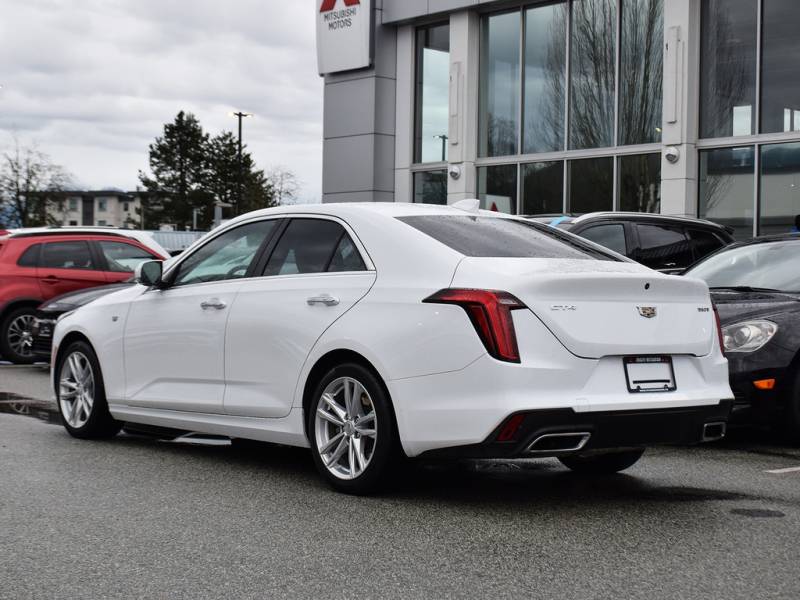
321 0 800 238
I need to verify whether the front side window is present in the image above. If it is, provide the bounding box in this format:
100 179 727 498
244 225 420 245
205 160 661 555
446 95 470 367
173 220 277 286
41 241 94 270
579 223 628 256
264 219 366 276
398 215 618 260
415 24 450 163
635 224 693 270
99 241 157 273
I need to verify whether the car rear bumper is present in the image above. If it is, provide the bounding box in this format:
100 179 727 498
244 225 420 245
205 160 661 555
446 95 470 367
389 312 734 457
419 401 734 459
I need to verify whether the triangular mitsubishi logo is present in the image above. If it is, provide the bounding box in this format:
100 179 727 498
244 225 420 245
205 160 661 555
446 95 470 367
320 0 360 12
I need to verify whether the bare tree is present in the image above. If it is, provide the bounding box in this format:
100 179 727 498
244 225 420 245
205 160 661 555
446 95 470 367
0 136 73 227
267 166 300 205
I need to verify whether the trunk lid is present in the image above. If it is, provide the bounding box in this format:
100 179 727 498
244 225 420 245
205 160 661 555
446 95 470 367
451 258 715 359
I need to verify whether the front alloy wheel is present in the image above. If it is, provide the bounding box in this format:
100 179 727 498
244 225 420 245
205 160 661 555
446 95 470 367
314 377 378 480
59 351 95 429
56 341 121 439
309 363 398 494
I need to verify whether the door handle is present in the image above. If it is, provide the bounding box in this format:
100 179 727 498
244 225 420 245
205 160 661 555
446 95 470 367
42 275 60 284
200 298 227 310
307 294 339 307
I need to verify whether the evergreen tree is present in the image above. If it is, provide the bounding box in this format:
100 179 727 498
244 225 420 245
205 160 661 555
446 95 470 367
139 111 213 229
140 112 279 229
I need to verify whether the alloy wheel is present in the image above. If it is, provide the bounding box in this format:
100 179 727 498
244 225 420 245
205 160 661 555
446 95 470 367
7 314 34 358
314 376 377 480
59 351 95 429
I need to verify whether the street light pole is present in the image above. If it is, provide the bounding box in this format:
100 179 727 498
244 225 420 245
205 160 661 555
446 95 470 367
230 111 252 217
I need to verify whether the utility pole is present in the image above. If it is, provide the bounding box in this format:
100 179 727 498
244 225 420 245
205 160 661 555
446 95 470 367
230 111 252 217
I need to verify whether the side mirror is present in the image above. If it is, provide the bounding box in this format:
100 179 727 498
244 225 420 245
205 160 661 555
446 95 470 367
135 260 164 287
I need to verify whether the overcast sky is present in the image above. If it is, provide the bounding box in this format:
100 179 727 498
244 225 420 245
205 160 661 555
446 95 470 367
0 0 323 202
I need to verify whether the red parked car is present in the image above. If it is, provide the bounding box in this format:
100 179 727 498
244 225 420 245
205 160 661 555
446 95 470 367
0 228 167 363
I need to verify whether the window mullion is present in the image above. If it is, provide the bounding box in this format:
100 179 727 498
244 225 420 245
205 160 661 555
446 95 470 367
755 0 762 135
613 0 621 149
517 7 525 158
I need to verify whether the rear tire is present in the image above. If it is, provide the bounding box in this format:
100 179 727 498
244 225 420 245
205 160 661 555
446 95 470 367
55 341 122 439
1 306 37 364
559 448 645 474
308 362 398 495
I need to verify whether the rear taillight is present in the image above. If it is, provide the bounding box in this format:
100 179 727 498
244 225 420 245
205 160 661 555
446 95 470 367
713 306 725 353
423 288 526 363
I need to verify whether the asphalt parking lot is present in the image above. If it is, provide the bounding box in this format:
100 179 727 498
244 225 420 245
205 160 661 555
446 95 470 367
1 364 799 599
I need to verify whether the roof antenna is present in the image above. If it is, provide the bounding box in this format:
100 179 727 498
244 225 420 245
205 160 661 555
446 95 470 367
451 198 480 214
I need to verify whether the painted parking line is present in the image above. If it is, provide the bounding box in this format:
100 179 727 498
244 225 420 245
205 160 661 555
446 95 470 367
765 466 800 474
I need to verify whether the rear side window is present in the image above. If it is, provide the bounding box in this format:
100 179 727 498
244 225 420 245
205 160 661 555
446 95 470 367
687 228 724 262
578 224 628 256
398 216 617 260
635 225 693 270
264 219 367 276
17 243 41 267
41 241 95 270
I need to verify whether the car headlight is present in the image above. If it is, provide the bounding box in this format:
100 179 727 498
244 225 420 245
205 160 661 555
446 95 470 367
722 320 778 353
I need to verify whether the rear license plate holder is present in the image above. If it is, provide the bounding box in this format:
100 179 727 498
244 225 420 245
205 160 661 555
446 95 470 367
624 356 676 393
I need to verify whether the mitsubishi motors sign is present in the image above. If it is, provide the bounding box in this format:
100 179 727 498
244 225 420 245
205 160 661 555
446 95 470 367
316 0 373 75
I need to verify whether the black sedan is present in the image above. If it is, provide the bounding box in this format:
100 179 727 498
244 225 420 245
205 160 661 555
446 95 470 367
30 282 134 361
685 235 800 435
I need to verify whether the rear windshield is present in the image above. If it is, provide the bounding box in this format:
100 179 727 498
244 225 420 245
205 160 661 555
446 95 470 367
398 215 619 260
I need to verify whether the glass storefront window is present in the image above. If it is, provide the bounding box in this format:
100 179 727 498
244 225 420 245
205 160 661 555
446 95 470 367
478 165 518 213
523 3 567 154
413 171 448 205
760 142 800 236
521 161 564 215
415 24 450 163
569 0 616 150
479 12 521 158
618 0 663 145
568 157 613 213
760 1 800 135
619 153 661 213
700 0 757 138
699 146 755 239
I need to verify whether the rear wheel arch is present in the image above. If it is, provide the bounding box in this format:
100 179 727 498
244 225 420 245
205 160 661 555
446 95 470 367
301 349 397 442
0 298 41 322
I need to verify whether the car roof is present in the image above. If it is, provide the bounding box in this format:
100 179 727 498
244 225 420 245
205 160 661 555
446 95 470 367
4 227 169 257
524 211 733 232
726 233 800 248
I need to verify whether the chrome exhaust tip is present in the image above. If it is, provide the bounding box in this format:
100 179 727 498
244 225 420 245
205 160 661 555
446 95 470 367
703 421 726 442
525 432 591 454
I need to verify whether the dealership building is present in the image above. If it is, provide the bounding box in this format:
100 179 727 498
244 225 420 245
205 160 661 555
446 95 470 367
317 0 800 238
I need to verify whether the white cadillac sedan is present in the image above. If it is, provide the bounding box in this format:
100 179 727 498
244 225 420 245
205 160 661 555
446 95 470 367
52 202 733 494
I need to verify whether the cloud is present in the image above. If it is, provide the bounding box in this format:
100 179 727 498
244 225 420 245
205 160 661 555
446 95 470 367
0 0 323 201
